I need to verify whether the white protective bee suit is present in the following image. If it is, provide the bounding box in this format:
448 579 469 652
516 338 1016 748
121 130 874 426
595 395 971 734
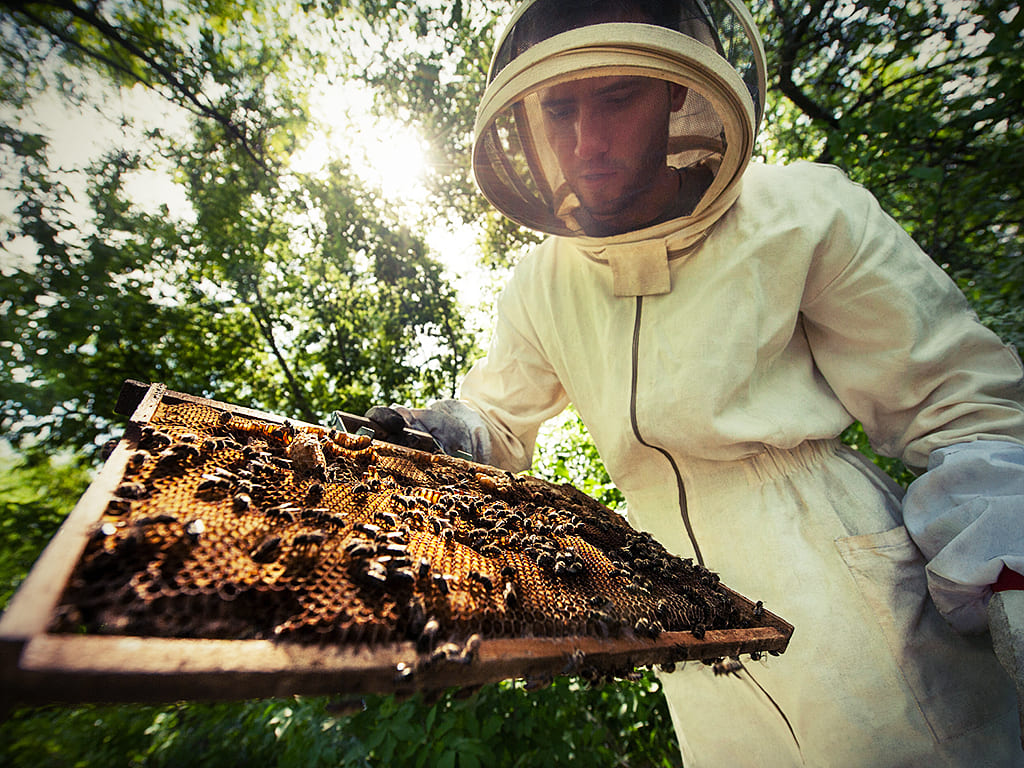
395 0 1024 764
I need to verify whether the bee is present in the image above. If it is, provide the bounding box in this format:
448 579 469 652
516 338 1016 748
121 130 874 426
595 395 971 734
217 410 233 426
243 445 271 462
360 561 388 586
468 571 493 591
462 634 482 661
376 511 398 528
441 529 454 546
428 642 463 665
201 436 239 454
752 600 765 620
655 600 671 621
251 535 283 563
394 662 414 683
125 450 148 472
116 482 147 500
417 558 431 579
502 582 519 610
712 658 743 677
305 482 325 507
500 565 516 579
383 555 412 569
232 493 253 514
692 623 707 640
139 428 172 452
432 573 451 595
266 504 298 524
476 474 499 494
155 443 200 469
269 455 293 470
197 474 234 493
355 522 380 536
323 512 347 530
418 618 440 651
633 617 654 638
479 544 502 558
106 497 133 516
552 561 573 578
294 530 326 547
90 521 119 540
301 508 331 526
184 519 205 542
388 567 416 586
344 540 375 558
246 460 271 476
135 513 179 527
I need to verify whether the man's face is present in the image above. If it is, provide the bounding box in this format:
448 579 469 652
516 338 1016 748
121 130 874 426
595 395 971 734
539 75 685 235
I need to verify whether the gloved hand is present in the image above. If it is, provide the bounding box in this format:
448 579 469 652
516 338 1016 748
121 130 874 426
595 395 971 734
989 587 1024 750
364 400 492 463
364 406 418 445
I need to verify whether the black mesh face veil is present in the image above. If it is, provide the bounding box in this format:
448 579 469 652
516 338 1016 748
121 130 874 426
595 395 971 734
472 0 765 237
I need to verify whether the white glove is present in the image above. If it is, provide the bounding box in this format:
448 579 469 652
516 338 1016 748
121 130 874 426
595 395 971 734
903 440 1024 633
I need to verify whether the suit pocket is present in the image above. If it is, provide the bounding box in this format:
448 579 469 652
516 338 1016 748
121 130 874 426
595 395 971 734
835 525 1012 743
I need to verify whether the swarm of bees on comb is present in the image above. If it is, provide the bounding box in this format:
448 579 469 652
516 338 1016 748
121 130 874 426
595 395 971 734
53 399 751 672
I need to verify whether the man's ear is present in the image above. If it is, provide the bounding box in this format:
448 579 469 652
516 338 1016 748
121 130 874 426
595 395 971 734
670 83 688 112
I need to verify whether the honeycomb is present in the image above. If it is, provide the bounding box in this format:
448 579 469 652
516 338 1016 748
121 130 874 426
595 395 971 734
51 400 747 653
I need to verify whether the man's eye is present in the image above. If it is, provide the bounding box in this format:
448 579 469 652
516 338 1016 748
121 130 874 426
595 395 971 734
543 106 574 121
603 91 637 107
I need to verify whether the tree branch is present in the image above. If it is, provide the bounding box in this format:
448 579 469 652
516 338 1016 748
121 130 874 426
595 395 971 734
5 0 271 172
770 0 842 132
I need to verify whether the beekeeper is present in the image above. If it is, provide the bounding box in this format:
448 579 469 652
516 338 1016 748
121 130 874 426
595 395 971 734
369 0 1024 764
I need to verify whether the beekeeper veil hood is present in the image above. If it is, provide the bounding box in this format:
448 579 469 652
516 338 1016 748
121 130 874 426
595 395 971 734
472 0 765 238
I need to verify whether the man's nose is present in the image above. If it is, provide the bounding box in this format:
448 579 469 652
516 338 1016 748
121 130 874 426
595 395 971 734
574 108 608 159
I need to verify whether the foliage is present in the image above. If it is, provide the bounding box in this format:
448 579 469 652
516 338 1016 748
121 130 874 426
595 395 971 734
337 0 543 267
758 0 1024 348
0 0 301 169
0 452 91 609
0 1 472 460
532 409 626 512
839 422 915 488
0 673 680 767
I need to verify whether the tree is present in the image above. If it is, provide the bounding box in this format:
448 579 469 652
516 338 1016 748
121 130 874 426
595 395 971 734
0 0 473 458
759 0 1024 349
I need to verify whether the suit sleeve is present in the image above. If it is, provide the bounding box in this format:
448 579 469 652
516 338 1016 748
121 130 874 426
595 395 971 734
799 165 1024 632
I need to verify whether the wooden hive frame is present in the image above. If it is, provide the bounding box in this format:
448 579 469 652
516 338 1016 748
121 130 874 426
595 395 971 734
0 381 792 709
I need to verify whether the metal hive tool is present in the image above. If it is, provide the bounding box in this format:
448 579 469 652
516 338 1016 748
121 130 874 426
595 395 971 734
0 382 792 707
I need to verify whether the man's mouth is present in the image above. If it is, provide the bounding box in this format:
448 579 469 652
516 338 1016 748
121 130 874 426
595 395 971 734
578 167 617 182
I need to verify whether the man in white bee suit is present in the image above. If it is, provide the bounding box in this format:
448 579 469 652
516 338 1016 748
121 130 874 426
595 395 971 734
368 0 1024 764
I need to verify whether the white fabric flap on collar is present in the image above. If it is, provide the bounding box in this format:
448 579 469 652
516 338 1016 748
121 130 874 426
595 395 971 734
600 239 672 296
